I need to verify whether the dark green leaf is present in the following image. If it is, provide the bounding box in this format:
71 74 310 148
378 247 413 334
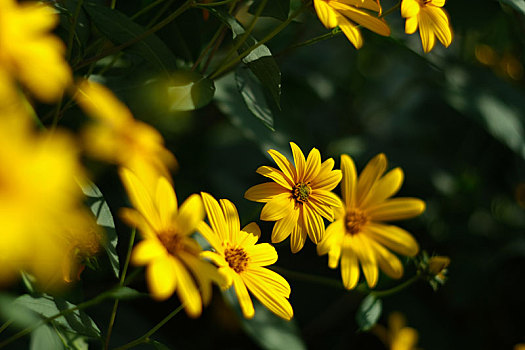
30 324 64 350
207 8 281 107
83 2 177 73
107 287 145 300
14 294 101 338
235 66 274 130
0 293 40 328
499 0 525 14
82 181 119 278
151 340 171 350
249 0 290 21
355 295 382 331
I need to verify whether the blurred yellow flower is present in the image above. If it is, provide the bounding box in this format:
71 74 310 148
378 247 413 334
0 115 98 288
401 0 452 53
198 193 294 320
0 0 71 103
317 154 425 289
374 312 419 350
313 0 390 49
75 80 176 179
119 167 225 317
245 142 342 253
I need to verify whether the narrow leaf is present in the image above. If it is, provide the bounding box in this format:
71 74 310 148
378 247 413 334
355 295 382 331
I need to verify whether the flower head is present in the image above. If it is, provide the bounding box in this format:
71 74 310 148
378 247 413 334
317 154 425 289
0 0 71 103
313 0 390 49
75 80 176 179
119 168 225 317
373 312 419 350
245 142 342 253
401 0 453 53
198 193 294 320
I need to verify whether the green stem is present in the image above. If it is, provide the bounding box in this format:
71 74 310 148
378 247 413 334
196 0 238 6
0 289 115 348
104 229 136 350
75 0 195 70
209 1 310 80
66 0 85 62
110 0 117 9
192 25 226 71
113 305 184 350
0 321 12 335
370 273 421 298
147 0 175 28
130 0 166 20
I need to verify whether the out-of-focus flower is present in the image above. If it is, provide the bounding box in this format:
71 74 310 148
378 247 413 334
313 0 390 49
317 154 425 289
245 142 342 253
198 193 293 320
0 114 97 288
514 344 525 350
119 168 225 317
0 0 71 103
401 0 452 53
374 312 419 350
75 80 176 180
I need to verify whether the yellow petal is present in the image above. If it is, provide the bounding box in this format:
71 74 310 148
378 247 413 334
290 218 307 253
239 222 261 246
328 246 342 269
313 0 339 28
303 147 321 183
172 257 202 317
336 6 391 36
430 0 445 7
352 234 378 288
182 251 227 304
360 167 404 209
220 198 240 243
146 256 177 300
311 189 342 208
302 203 326 244
365 223 419 256
337 15 364 49
271 205 299 243
245 243 278 267
244 182 287 203
155 176 177 228
119 208 156 239
197 221 223 253
418 10 435 52
338 0 381 12
131 238 166 266
317 219 344 256
366 198 425 221
356 153 387 206
341 154 358 208
233 274 254 319
426 6 452 48
290 142 307 181
256 166 293 190
177 194 204 236
260 193 294 221
341 242 360 289
369 239 404 279
200 250 228 267
308 197 335 221
242 271 294 320
201 192 228 241
313 165 341 191
401 0 420 18
245 266 291 296
267 149 297 184
405 16 418 34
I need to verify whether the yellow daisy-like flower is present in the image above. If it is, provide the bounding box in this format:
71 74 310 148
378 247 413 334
373 312 419 350
0 0 71 103
313 0 390 49
198 192 294 320
75 80 176 179
317 154 425 289
401 0 453 53
119 167 225 317
245 142 342 253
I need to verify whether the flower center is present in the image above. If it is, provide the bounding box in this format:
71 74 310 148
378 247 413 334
224 246 249 273
158 230 184 255
292 182 311 203
345 209 368 235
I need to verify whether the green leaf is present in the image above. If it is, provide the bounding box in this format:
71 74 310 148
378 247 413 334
499 0 525 14
0 293 40 328
355 295 382 331
223 289 306 350
151 340 171 350
249 0 290 21
106 287 145 300
30 324 64 350
82 181 120 278
83 2 177 73
235 66 274 130
14 294 101 339
207 8 281 107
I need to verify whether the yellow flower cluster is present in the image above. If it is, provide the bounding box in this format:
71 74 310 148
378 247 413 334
312 0 453 52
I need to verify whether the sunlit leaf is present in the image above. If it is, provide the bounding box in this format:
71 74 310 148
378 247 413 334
235 66 274 130
355 295 382 331
30 324 64 350
0 293 40 329
499 0 525 15
107 287 146 300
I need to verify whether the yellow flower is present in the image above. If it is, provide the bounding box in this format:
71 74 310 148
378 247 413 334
374 312 419 350
119 167 225 317
317 154 425 289
0 114 97 288
245 142 342 253
75 80 176 179
401 0 453 53
198 192 294 320
0 0 71 103
313 0 390 49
